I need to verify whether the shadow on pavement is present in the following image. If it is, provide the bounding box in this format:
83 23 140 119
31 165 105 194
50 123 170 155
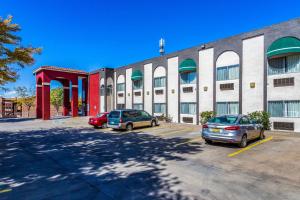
0 127 203 200
0 118 36 123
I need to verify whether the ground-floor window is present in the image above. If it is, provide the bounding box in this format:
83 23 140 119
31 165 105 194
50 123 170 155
117 104 125 109
268 100 300 117
117 83 125 92
154 103 166 113
133 103 143 110
216 102 239 115
180 103 196 115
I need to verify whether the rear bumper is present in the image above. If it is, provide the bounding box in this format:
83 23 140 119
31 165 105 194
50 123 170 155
202 131 242 143
108 123 127 129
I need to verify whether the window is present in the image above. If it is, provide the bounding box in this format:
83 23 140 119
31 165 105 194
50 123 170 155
182 117 193 123
106 85 112 95
133 103 143 110
239 117 250 124
109 111 120 118
216 102 239 115
217 65 239 81
133 80 143 90
273 122 294 131
117 83 125 92
100 85 105 96
268 101 300 117
116 104 125 109
268 55 300 75
208 115 238 124
154 77 166 88
154 103 166 113
180 72 196 84
180 103 196 115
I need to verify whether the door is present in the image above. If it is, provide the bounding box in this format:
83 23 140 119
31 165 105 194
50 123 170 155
239 117 255 139
140 111 152 126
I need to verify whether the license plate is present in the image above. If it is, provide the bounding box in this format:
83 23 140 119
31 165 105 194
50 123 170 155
211 128 220 133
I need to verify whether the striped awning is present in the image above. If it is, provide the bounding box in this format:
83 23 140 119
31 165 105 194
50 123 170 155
267 36 300 58
179 58 197 73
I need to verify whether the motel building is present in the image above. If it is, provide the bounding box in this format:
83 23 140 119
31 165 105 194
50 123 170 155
35 18 300 132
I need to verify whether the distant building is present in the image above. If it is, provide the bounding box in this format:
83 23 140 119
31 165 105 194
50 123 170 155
0 97 20 118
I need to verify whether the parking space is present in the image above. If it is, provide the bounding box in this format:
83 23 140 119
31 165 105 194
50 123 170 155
0 117 300 199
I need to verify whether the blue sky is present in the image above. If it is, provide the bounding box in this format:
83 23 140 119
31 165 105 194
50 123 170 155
1 0 300 97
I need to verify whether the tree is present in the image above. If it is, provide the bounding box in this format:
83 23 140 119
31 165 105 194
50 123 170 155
15 86 35 117
50 88 63 116
0 15 41 90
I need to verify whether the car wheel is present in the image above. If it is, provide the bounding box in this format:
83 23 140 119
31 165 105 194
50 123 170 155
126 123 133 131
93 125 99 129
102 123 107 129
259 130 265 140
239 135 247 148
151 120 156 127
205 139 213 144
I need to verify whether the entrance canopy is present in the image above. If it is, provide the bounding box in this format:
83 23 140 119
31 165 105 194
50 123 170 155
131 70 143 80
34 66 88 120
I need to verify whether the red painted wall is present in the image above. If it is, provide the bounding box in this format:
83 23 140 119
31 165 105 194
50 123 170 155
88 72 100 116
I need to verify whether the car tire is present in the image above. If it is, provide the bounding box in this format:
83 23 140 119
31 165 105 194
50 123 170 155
102 123 107 129
205 139 213 145
259 130 265 140
239 135 247 148
93 125 99 129
126 123 133 131
151 120 156 127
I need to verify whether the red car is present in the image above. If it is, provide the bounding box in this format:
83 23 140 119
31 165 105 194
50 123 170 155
88 112 109 128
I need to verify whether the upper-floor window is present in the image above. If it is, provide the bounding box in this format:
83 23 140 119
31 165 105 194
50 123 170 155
133 80 143 90
106 85 112 95
154 77 166 88
217 65 239 81
216 102 239 115
180 72 196 84
268 55 300 75
268 100 300 118
117 83 125 92
100 85 105 96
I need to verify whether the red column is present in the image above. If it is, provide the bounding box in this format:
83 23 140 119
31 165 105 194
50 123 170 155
62 81 70 116
71 82 78 117
82 78 88 116
42 83 50 120
36 84 43 118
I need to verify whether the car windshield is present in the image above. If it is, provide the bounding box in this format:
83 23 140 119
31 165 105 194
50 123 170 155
96 113 106 117
108 111 120 118
208 116 238 124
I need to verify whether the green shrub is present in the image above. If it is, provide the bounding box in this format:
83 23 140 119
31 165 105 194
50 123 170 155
200 111 216 125
248 111 271 130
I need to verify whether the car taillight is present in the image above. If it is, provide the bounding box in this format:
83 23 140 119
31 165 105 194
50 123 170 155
202 124 208 128
225 126 240 131
119 118 123 123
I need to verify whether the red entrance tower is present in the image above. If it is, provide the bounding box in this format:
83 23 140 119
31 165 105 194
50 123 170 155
34 66 88 120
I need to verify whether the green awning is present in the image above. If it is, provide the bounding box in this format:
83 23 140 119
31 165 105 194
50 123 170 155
267 36 300 58
179 58 197 73
131 70 143 80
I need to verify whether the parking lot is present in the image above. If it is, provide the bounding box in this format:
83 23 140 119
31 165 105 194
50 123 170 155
0 117 300 200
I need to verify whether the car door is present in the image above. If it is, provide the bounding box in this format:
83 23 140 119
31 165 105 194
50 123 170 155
240 117 255 139
131 110 143 128
140 111 152 126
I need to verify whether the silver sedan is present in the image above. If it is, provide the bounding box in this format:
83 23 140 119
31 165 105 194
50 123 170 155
201 114 264 148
